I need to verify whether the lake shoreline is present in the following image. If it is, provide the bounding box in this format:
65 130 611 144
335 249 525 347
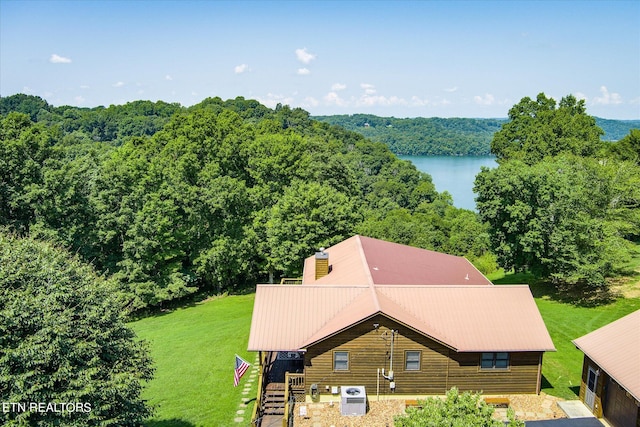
399 155 497 211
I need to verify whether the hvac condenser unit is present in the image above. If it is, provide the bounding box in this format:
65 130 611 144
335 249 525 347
340 386 367 416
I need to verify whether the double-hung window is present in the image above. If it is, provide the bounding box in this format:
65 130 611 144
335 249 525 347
405 351 421 371
480 352 509 369
333 351 349 371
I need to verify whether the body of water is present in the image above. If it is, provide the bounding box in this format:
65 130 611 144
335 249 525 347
399 155 497 211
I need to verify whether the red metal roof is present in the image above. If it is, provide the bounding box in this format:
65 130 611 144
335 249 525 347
250 236 552 354
248 284 555 353
573 310 640 401
302 235 492 286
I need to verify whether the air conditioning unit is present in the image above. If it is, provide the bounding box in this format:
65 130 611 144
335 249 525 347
340 386 367 416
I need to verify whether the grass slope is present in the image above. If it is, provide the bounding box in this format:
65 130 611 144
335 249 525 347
131 270 640 425
536 295 640 399
130 294 257 427
488 264 640 400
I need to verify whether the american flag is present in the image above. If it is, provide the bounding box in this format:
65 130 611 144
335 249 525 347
234 354 250 387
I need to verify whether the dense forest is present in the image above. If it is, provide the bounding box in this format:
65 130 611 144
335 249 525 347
314 113 640 156
0 94 494 313
475 93 640 301
2 92 639 425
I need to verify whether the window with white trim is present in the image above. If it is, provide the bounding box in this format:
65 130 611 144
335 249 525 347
333 351 349 371
480 352 509 369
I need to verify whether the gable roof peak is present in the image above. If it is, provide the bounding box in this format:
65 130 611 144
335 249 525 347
302 235 493 286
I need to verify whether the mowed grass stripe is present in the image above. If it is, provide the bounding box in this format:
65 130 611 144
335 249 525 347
130 294 257 427
537 295 640 399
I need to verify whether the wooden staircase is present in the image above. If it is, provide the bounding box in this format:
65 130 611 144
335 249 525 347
259 382 285 426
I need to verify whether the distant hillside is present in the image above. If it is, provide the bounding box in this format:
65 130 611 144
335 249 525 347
313 114 505 156
595 117 640 141
313 114 640 156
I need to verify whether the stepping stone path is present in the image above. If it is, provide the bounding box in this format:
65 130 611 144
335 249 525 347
235 355 260 423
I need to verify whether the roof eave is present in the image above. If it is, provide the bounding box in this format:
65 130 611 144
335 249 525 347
572 340 639 402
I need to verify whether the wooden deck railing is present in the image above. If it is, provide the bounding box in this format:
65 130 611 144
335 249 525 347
251 351 270 425
279 278 303 285
282 372 306 427
288 373 305 397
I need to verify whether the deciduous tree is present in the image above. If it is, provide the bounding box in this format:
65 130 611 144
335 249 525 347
474 155 636 291
490 93 603 164
0 233 154 426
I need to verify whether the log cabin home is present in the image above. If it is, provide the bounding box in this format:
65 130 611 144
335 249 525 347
248 236 555 424
573 310 640 427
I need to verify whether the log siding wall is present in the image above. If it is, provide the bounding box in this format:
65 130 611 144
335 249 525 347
304 314 543 397
578 355 640 426
578 356 609 418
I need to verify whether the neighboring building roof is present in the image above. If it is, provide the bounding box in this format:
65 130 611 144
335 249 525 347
248 284 556 353
573 310 640 401
302 235 492 286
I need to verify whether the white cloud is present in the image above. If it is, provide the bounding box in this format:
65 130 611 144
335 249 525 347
74 95 85 104
112 81 125 88
234 64 249 74
574 92 587 101
473 93 496 105
355 83 408 106
331 83 347 91
324 91 348 107
444 86 458 93
360 83 376 95
411 96 430 106
165 75 173 81
302 96 319 108
297 68 311 75
410 95 452 107
592 86 622 105
23 86 33 93
257 93 294 109
50 54 71 64
295 48 316 64
358 94 407 107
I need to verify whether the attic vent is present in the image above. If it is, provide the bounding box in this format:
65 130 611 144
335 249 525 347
315 249 329 280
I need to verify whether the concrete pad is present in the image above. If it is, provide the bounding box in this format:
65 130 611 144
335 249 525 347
557 401 595 419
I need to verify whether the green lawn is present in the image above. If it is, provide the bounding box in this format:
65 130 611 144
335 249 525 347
489 268 640 399
130 276 640 426
130 294 258 427
536 294 640 399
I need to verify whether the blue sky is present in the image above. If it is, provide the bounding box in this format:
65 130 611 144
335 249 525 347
1 0 639 119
